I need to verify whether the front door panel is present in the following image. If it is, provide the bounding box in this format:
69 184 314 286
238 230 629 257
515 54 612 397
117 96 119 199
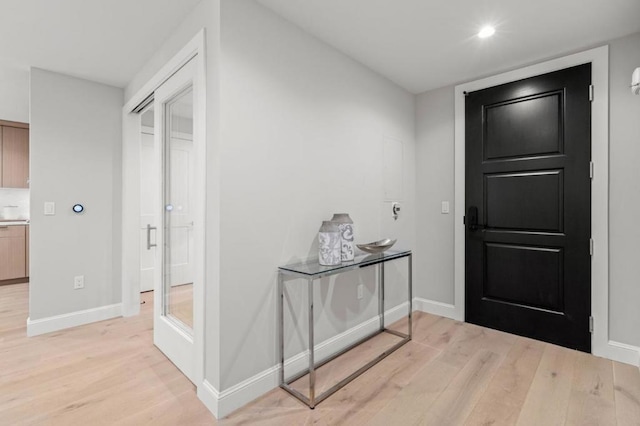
465 64 592 352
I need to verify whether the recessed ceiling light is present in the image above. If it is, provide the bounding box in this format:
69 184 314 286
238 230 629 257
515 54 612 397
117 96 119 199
478 26 496 39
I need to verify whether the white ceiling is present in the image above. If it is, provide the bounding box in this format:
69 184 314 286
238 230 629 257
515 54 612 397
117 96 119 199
1 1 637 93
0 0 201 88
257 0 640 94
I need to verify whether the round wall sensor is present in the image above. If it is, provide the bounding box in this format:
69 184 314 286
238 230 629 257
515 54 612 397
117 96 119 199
72 204 84 214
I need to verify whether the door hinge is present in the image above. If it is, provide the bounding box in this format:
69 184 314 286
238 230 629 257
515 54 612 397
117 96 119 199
589 238 594 256
589 84 594 102
589 161 594 179
589 316 594 333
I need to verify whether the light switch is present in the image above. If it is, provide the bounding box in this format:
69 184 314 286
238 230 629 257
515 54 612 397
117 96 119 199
441 201 450 214
44 202 55 216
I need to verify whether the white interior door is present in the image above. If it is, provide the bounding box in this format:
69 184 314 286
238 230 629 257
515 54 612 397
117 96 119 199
153 59 197 383
140 116 157 293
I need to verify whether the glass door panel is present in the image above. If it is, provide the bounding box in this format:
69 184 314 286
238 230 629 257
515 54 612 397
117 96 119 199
152 57 198 384
163 86 195 332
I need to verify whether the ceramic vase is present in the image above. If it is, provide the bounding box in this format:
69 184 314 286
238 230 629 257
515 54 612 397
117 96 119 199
318 221 341 266
331 213 355 262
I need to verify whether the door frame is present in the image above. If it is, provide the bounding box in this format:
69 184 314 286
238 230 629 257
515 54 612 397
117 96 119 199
453 45 623 363
121 30 207 386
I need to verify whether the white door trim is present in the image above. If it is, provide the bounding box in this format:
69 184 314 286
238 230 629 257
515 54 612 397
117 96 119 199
121 29 207 386
453 46 611 359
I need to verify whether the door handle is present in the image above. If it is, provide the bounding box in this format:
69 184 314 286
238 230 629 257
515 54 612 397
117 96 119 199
467 206 486 232
146 224 157 249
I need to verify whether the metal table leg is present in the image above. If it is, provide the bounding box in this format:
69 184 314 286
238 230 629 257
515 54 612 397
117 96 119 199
379 262 386 331
278 271 284 386
308 278 315 408
408 254 413 339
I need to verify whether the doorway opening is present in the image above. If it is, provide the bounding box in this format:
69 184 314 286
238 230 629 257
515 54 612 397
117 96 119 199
0 120 30 336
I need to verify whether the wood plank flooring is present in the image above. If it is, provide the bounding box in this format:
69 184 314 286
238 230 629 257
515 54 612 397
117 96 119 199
0 283 214 425
1 283 639 425
225 312 640 425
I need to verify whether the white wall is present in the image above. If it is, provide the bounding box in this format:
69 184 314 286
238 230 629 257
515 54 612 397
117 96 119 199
29 68 123 320
415 31 640 348
0 61 29 123
124 0 222 390
219 0 415 390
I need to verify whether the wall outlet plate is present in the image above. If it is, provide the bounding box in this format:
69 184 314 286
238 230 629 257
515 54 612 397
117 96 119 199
357 284 364 299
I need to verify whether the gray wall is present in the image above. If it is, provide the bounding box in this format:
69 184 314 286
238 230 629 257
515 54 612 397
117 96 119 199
29 68 123 320
219 0 415 390
414 31 640 347
415 86 455 304
0 62 29 123
609 32 640 345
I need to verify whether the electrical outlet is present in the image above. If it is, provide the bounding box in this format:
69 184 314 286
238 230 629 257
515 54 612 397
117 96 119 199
74 275 84 289
357 284 364 299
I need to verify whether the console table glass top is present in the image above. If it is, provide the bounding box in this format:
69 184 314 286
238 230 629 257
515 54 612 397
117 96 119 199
278 249 411 278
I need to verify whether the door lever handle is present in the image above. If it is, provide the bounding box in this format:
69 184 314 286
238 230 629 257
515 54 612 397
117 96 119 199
146 224 157 250
467 206 486 232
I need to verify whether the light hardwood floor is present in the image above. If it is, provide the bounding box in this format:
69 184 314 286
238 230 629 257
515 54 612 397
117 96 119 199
0 283 214 425
1 283 639 425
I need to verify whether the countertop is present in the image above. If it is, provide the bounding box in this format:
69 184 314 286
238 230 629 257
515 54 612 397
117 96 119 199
0 220 29 226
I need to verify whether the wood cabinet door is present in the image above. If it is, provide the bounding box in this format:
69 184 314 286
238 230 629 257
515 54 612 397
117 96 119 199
25 225 29 277
0 225 26 280
1 126 29 188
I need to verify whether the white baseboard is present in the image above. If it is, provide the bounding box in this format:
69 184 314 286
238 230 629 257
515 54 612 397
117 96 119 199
199 302 410 419
413 297 459 320
198 379 220 419
593 340 640 367
26 303 122 337
121 301 140 318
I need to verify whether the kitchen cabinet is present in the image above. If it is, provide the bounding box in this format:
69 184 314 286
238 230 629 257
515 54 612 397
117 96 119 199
0 121 29 188
25 225 29 276
0 225 27 281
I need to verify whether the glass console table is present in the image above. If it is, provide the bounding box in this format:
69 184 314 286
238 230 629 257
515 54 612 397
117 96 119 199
278 249 412 408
